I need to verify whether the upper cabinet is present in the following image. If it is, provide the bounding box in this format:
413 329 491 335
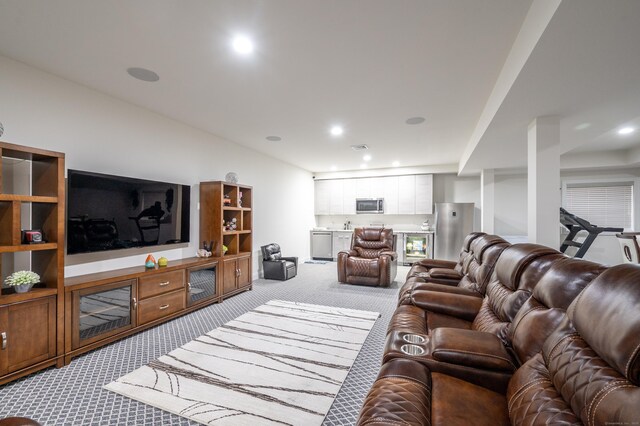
415 174 433 214
314 174 432 215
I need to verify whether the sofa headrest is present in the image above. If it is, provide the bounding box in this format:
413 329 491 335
495 243 563 290
354 228 393 249
568 263 640 384
462 232 486 252
261 243 281 260
470 234 509 261
534 257 606 311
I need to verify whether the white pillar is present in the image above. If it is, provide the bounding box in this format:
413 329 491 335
527 116 560 248
481 169 495 234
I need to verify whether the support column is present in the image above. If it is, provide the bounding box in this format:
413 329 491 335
481 169 495 234
527 116 560 248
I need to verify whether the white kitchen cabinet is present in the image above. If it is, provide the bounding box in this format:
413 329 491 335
369 177 385 198
314 180 330 215
332 231 353 259
415 174 433 214
383 176 399 214
343 179 356 214
355 178 372 199
398 175 416 214
328 179 344 214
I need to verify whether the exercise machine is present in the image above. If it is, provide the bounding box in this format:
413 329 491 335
559 207 623 258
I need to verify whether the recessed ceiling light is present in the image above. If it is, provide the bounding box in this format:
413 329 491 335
330 125 344 136
330 165 337 171
127 67 159 82
265 136 281 142
360 163 367 169
392 161 400 167
363 154 372 161
406 116 426 125
618 127 635 135
231 35 254 55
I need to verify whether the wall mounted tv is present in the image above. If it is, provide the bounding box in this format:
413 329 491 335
67 169 191 255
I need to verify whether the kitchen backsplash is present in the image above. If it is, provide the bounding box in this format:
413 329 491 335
316 214 436 230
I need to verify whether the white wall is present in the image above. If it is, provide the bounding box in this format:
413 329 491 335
495 173 528 236
492 168 640 265
0 55 315 278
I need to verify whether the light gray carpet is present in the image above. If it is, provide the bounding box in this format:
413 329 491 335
0 262 407 425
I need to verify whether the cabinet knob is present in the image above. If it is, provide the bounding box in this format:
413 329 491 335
236 268 240 277
132 298 137 310
187 282 192 292
159 281 170 286
1 331 7 350
159 304 170 310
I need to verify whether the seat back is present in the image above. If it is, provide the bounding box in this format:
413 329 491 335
507 264 640 424
351 228 394 259
457 234 510 295
507 257 606 365
616 232 640 263
261 243 282 261
453 231 486 273
472 244 564 337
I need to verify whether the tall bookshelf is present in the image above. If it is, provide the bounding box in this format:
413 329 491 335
200 181 252 299
0 141 65 384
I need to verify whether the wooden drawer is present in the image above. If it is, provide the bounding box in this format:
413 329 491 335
137 289 185 325
138 270 185 300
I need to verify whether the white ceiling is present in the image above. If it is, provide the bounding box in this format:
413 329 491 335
0 0 531 173
459 0 640 174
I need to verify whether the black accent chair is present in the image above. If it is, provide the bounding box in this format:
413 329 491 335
261 243 298 281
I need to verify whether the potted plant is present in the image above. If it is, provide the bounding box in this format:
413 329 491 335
4 270 40 293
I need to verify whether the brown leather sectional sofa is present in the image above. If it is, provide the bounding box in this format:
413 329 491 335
357 234 640 425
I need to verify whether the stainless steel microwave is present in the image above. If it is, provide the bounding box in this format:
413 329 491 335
356 198 384 214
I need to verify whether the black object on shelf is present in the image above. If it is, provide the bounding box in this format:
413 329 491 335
559 207 624 258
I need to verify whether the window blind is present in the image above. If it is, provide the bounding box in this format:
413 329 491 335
564 182 633 229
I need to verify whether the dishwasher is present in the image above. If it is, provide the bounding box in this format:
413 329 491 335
310 230 333 260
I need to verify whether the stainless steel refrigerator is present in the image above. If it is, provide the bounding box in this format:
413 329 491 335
434 202 475 261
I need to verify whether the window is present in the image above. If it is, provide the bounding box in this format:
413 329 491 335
563 181 634 229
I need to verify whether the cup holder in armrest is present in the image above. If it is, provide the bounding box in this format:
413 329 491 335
400 344 425 356
402 334 426 344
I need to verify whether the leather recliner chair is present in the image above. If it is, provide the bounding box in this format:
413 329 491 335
260 243 297 280
337 227 397 287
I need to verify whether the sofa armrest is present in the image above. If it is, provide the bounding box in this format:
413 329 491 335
415 258 457 269
428 268 463 280
281 256 298 266
409 291 482 322
339 249 358 257
430 328 516 372
380 250 398 261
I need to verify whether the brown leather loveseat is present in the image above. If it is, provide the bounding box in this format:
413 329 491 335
358 232 640 424
357 262 640 425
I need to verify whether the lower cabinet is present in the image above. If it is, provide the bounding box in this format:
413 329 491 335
187 262 218 307
0 296 56 375
71 279 137 350
221 255 251 298
63 257 238 364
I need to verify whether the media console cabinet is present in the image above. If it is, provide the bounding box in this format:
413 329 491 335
63 256 251 364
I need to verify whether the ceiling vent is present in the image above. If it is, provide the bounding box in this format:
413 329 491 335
350 144 369 151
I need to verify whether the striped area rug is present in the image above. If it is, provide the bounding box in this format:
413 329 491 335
104 300 380 425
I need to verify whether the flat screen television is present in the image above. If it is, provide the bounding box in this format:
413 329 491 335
67 169 191 255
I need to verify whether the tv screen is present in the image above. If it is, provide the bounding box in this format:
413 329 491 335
67 169 190 255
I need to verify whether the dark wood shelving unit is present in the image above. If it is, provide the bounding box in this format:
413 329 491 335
0 140 65 385
200 181 252 299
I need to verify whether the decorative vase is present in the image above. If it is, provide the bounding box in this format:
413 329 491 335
14 283 34 293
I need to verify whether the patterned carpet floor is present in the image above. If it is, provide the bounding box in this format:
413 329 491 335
0 262 407 425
